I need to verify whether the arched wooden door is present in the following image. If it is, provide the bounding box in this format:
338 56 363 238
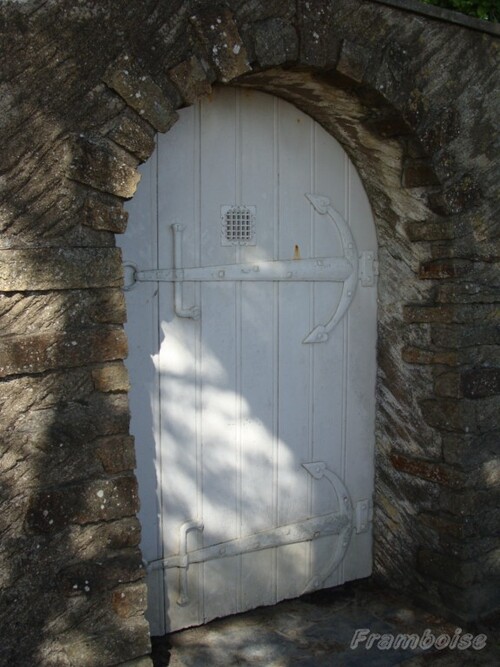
120 87 378 634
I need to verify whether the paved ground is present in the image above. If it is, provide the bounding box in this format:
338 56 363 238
151 580 499 666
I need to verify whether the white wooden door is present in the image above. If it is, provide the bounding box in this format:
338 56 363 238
120 87 377 635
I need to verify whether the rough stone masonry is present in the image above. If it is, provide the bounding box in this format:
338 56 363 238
0 1 498 665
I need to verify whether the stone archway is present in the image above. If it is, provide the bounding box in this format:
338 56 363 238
0 2 498 665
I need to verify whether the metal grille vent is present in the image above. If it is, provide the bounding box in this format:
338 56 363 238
221 205 256 246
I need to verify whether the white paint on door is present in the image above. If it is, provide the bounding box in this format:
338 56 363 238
119 87 378 635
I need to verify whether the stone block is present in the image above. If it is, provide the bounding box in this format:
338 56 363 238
462 368 500 399
417 548 478 587
92 362 130 392
168 55 212 104
68 135 141 198
404 305 455 324
418 511 475 539
390 453 465 489
335 40 371 84
60 551 145 597
119 657 154 667
366 112 412 138
431 324 499 348
84 195 129 233
108 110 156 162
91 289 127 324
442 431 500 469
402 160 440 188
67 518 142 560
103 53 178 133
434 372 461 398
418 260 463 280
440 488 500 517
27 475 139 534
190 7 251 82
428 175 482 215
402 346 458 366
57 614 151 667
0 289 125 337
297 0 340 68
0 247 123 291
436 282 500 305
112 582 148 618
0 327 128 378
438 581 500 620
96 435 136 474
5 392 130 461
253 18 298 68
419 398 478 433
406 220 462 242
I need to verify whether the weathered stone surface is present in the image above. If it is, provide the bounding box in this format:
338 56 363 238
111 582 148 618
462 367 500 399
418 511 475 540
402 159 440 188
427 174 482 215
335 39 372 84
60 551 145 597
406 220 464 242
404 303 498 324
119 657 154 667
417 548 478 587
253 18 298 68
67 518 142 561
402 346 458 366
297 0 340 68
92 362 130 392
56 616 152 667
420 398 471 433
436 282 500 304
103 53 178 133
84 193 129 234
190 7 251 82
27 475 139 533
390 453 465 489
0 289 126 335
96 435 137 474
431 323 498 348
107 110 157 162
442 431 500 469
434 372 461 398
68 135 141 198
0 327 127 378
0 247 123 291
168 55 213 104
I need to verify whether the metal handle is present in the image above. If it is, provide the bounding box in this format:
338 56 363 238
171 223 200 320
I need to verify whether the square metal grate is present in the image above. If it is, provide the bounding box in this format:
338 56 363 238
221 205 256 246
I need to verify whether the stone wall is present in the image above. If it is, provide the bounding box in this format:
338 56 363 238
0 1 498 665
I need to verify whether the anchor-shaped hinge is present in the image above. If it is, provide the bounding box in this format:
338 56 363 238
144 462 354 606
123 194 376 341
302 194 359 344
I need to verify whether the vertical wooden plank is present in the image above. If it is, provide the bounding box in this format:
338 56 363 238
238 88 278 609
275 99 314 600
156 105 204 631
307 124 348 590
198 88 239 622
